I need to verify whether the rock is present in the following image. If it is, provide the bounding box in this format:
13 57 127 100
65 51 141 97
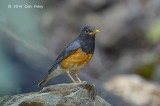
0 83 111 106
103 75 160 106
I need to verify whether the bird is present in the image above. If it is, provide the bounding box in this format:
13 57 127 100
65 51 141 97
38 26 99 87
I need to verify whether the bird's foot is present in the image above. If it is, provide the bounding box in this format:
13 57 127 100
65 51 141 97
73 81 79 83
73 81 87 83
79 81 87 83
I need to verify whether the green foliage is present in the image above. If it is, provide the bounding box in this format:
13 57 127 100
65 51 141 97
134 63 155 79
147 18 160 43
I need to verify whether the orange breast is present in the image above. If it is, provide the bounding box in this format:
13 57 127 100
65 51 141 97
61 49 93 70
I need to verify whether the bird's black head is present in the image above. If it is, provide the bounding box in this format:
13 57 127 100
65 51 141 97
81 26 99 36
79 26 99 41
78 26 99 42
78 26 99 54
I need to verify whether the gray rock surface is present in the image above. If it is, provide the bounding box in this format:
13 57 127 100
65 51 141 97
0 83 111 106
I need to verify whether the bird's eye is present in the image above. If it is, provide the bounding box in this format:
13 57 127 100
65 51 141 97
85 29 89 33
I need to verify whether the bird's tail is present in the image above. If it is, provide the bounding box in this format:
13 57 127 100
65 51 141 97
38 69 64 87
38 76 51 87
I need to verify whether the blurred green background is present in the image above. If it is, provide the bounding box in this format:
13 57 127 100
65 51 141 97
1 0 160 105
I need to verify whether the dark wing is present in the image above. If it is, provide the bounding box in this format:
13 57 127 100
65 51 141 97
48 40 81 73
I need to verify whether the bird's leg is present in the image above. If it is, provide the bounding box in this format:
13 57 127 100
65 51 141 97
74 69 81 82
66 70 76 83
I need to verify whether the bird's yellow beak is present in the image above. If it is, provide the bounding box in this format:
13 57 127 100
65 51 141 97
89 30 100 35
